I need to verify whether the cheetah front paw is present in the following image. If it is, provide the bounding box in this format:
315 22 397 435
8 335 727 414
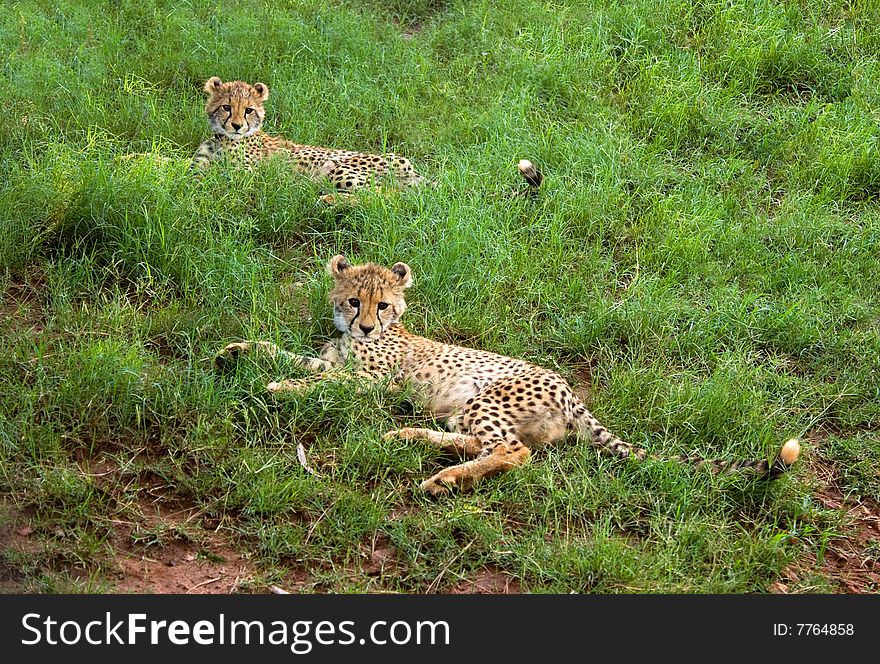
420 476 453 497
382 428 419 442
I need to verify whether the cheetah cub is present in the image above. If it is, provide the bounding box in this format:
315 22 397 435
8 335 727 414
216 257 800 495
191 77 542 199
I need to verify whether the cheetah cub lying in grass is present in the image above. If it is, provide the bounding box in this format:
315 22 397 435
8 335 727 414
216 256 800 495
191 77 543 201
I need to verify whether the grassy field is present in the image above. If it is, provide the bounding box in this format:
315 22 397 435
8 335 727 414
1 0 878 594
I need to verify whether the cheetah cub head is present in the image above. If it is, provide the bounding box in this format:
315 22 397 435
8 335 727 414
327 255 412 342
203 77 268 140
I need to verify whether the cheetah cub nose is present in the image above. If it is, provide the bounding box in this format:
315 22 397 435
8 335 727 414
359 324 375 335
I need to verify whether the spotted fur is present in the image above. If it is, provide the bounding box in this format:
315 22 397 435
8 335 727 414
217 257 799 494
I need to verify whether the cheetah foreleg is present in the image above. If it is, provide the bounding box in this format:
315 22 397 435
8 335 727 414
216 341 333 374
268 368 397 396
267 375 332 394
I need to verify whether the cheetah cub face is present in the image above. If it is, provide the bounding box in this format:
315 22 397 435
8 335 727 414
203 76 268 140
327 255 413 342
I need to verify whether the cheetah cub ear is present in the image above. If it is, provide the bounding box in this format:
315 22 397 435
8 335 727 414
252 82 269 102
327 255 350 278
204 76 223 94
390 262 413 288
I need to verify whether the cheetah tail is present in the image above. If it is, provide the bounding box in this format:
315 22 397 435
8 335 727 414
517 159 543 191
572 410 649 461
677 438 801 479
574 410 801 479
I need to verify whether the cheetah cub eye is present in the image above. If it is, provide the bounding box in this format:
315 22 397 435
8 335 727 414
377 302 389 310
348 298 360 307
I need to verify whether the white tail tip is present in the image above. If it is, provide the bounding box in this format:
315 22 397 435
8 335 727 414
780 438 801 466
518 159 533 172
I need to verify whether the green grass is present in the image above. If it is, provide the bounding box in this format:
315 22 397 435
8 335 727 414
1 0 878 593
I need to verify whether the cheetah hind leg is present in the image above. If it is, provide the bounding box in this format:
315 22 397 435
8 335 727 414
319 179 388 206
382 428 484 457
318 160 368 206
322 177 398 205
419 441 531 496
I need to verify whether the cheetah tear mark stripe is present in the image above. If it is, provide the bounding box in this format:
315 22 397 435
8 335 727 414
348 300 360 331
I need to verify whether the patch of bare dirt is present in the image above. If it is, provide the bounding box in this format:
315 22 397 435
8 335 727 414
571 362 597 403
1 272 47 335
387 502 419 521
0 502 43 592
110 500 254 594
0 503 39 548
449 565 522 594
401 23 422 39
19 454 262 594
361 535 398 577
267 569 313 594
772 457 880 594
0 503 39 557
388 11 428 39
113 539 250 594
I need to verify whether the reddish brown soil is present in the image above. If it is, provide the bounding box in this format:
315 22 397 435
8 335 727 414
450 566 522 594
0 505 41 591
771 458 880 594
110 502 254 594
1 273 47 335
402 24 422 40
361 535 398 578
